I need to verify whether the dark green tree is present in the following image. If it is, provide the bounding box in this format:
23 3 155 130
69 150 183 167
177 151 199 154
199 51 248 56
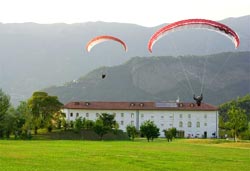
126 125 137 140
16 101 32 139
93 119 108 140
99 113 117 129
93 113 118 140
140 120 160 142
0 89 11 138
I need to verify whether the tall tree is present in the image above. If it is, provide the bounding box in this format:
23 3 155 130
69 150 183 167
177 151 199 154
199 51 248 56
226 105 248 141
16 101 32 139
0 89 11 138
27 91 63 134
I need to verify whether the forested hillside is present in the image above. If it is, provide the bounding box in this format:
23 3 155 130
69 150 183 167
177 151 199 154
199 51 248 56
44 51 250 105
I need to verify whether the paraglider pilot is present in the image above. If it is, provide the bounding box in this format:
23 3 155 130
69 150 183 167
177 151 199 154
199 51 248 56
193 94 203 106
102 74 106 79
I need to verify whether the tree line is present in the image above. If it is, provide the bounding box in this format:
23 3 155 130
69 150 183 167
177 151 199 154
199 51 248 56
0 88 178 141
1 88 250 141
0 89 63 139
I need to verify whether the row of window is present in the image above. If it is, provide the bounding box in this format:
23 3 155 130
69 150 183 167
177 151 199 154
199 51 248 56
69 113 208 128
118 121 207 128
70 112 208 119
179 121 207 128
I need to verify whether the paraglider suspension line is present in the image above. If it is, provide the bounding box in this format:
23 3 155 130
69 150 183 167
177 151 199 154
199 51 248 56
178 57 195 95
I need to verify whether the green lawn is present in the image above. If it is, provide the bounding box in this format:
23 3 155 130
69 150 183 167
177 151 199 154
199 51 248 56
0 139 249 171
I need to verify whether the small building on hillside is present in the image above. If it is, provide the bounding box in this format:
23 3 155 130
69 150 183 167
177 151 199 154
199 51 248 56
62 101 218 138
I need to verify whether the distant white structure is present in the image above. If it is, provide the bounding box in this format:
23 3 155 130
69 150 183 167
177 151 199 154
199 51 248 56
62 101 218 138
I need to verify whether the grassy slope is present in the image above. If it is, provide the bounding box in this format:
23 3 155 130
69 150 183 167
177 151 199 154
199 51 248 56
0 139 249 171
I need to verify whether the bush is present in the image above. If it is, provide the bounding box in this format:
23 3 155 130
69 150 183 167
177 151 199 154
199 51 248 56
126 125 137 140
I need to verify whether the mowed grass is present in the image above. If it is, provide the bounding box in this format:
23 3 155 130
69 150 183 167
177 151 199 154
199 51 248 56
0 139 249 171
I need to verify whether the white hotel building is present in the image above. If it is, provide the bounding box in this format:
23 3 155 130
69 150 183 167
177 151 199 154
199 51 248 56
63 101 218 138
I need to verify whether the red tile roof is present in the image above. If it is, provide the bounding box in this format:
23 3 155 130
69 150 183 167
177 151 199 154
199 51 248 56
63 101 218 111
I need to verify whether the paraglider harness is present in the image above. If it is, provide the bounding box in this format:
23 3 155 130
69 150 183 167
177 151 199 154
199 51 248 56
193 94 203 106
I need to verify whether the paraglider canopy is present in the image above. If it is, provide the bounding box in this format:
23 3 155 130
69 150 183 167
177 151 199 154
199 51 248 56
86 35 128 52
148 19 240 53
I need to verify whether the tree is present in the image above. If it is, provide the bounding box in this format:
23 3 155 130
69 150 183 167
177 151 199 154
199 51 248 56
93 113 118 140
126 125 137 140
164 128 177 142
14 101 32 139
93 119 108 140
27 91 63 134
226 105 248 141
164 129 173 142
99 113 117 129
74 117 83 132
219 94 250 122
140 120 160 142
0 89 11 138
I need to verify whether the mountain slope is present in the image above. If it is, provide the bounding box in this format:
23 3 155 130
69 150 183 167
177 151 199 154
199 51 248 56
44 51 250 105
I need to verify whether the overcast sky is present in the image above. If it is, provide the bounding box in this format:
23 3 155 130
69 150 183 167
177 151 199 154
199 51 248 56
0 0 249 27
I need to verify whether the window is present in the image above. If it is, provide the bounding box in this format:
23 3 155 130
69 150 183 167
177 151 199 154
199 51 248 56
161 116 164 119
121 121 124 125
179 121 183 128
96 113 99 117
121 113 124 117
141 114 144 118
169 115 173 118
76 113 79 117
188 121 192 128
131 121 134 125
204 122 207 126
204 114 207 119
131 113 134 118
151 115 154 119
188 114 191 118
70 113 73 117
139 103 144 107
161 124 164 127
179 114 183 118
86 113 89 117
196 122 200 128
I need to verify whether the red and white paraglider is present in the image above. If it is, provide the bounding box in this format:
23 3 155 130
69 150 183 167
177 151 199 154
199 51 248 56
148 19 240 53
86 35 127 52
148 19 240 106
86 35 127 79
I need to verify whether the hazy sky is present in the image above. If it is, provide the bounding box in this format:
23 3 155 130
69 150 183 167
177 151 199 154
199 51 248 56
0 0 249 26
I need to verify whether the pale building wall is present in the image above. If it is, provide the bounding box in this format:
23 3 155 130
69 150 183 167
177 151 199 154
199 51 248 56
62 108 218 138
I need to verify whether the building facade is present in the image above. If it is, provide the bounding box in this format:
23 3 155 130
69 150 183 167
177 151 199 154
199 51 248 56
63 101 218 138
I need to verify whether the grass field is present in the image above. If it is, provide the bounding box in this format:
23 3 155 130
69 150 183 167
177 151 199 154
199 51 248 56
0 139 249 171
